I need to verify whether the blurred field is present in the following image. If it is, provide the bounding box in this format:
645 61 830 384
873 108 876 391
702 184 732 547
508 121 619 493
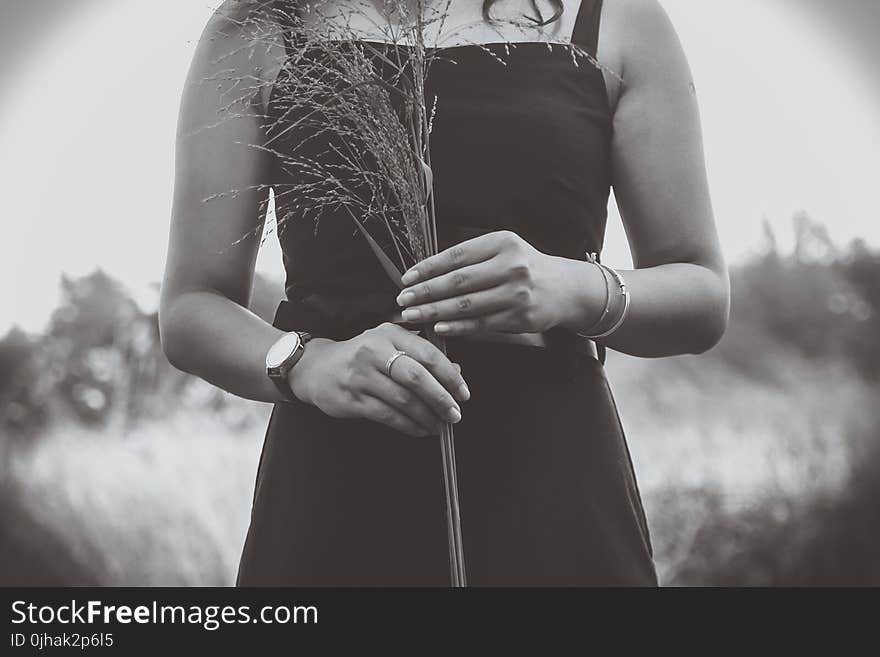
1 413 263 586
610 349 878 585
2 215 878 586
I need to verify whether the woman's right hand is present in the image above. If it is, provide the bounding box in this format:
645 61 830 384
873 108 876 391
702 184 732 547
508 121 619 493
288 322 470 437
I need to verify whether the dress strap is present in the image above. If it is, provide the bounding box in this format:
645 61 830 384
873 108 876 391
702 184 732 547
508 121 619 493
570 0 603 57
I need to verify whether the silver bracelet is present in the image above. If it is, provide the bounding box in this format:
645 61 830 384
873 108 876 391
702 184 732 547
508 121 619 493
589 264 630 340
575 253 611 339
576 254 631 340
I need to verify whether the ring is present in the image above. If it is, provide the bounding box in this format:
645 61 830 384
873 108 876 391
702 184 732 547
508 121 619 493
384 349 408 377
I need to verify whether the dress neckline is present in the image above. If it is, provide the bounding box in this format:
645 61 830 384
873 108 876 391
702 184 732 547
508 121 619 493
271 35 612 114
305 38 584 53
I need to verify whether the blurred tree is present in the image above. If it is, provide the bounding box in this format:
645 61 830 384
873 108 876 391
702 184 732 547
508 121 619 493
0 327 48 434
1 268 285 437
46 270 138 425
714 213 879 381
837 239 880 380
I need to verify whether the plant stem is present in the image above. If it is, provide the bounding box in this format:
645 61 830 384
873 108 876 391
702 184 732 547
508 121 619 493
423 322 467 587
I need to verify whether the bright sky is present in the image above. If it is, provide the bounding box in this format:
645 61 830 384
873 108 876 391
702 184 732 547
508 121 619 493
1 0 879 332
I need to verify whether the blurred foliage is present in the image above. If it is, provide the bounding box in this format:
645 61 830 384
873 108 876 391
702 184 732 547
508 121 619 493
0 213 878 585
712 212 879 383
651 420 880 586
0 269 283 437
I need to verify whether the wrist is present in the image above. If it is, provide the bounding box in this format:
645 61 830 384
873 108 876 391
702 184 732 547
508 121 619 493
286 337 334 404
554 256 608 333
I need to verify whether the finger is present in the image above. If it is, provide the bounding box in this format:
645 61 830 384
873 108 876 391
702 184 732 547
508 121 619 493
357 395 434 438
366 370 445 434
400 285 511 324
390 327 471 403
396 258 508 308
386 353 464 424
400 232 506 285
433 311 521 337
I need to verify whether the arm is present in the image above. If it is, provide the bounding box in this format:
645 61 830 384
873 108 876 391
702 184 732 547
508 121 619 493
561 0 730 357
159 2 307 404
393 0 728 357
160 2 468 433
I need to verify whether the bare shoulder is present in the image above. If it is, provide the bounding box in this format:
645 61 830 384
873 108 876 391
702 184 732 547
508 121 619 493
186 0 284 115
598 0 694 111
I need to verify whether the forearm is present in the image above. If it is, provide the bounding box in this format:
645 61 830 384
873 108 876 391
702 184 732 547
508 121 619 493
159 290 306 404
555 257 730 358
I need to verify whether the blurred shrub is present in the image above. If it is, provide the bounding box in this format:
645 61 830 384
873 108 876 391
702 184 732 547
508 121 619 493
836 239 880 379
713 213 880 383
653 413 880 587
0 328 49 435
0 269 283 437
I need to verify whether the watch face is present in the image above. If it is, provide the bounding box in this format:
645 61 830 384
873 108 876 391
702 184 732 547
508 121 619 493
266 332 302 370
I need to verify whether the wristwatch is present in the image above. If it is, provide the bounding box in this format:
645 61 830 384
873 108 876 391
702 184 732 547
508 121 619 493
266 330 313 402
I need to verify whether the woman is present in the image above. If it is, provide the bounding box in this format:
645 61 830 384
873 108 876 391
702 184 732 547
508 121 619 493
160 0 729 586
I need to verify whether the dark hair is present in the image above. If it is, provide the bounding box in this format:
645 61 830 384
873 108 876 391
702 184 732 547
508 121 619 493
266 1 566 31
482 0 564 27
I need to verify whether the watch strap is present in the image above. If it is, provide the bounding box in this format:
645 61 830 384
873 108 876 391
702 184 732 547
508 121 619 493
271 370 299 403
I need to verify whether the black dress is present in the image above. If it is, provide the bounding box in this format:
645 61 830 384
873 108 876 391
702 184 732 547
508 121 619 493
237 0 658 586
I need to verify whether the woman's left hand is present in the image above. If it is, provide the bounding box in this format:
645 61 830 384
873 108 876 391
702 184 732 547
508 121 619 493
396 230 578 336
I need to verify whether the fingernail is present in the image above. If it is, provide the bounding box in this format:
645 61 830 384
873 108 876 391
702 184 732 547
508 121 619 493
402 308 421 322
401 269 420 285
396 290 415 306
447 406 462 423
458 383 470 401
435 322 450 334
